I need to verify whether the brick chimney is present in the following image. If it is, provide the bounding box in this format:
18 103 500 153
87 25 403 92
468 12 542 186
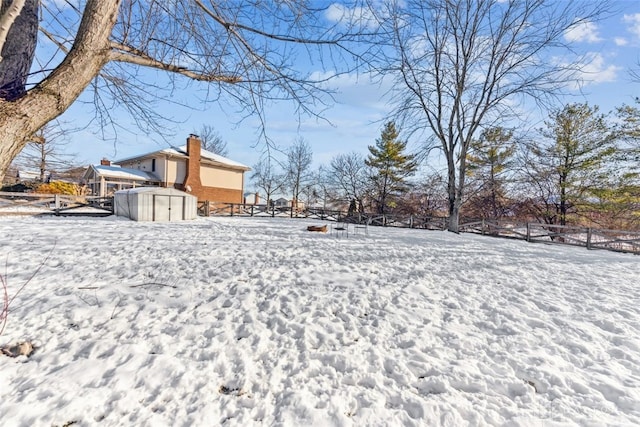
183 134 202 195
100 158 111 166
254 193 260 205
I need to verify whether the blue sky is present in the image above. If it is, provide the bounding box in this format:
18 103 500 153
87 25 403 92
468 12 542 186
42 1 640 187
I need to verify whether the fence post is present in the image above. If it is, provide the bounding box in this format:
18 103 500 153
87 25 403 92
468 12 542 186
410 215 414 228
481 219 485 235
587 228 592 250
230 204 234 216
251 205 254 216
526 223 531 242
54 194 60 215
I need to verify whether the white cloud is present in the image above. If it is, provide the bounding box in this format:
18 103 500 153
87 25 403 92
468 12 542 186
623 13 640 39
564 20 602 43
614 37 628 46
574 52 620 88
325 3 380 30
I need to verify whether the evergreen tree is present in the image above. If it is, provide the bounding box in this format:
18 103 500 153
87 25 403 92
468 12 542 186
465 127 516 219
365 122 418 215
521 103 616 225
616 101 640 162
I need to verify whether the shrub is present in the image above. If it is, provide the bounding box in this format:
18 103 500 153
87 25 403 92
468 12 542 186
36 181 80 195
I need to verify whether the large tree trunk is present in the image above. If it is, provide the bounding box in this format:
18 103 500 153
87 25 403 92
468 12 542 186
0 0 38 101
449 201 461 234
446 154 459 233
0 0 121 183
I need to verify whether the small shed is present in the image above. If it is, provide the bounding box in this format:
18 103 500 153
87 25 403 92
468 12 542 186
114 187 197 221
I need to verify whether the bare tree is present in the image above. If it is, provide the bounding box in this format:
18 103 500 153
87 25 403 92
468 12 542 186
286 137 313 213
0 0 377 183
312 166 333 211
11 123 77 182
251 158 285 208
196 124 228 157
377 0 610 232
394 172 448 218
328 152 368 212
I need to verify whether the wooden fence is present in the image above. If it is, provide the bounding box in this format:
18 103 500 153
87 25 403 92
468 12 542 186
459 219 640 254
196 201 450 228
199 202 640 255
3 195 635 254
0 192 113 216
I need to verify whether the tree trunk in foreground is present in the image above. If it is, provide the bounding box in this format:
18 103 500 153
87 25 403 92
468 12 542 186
0 0 120 183
0 0 38 101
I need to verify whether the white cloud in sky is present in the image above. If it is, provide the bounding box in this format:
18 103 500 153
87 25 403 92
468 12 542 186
564 20 602 43
614 37 628 46
623 13 640 39
325 3 380 30
575 52 620 88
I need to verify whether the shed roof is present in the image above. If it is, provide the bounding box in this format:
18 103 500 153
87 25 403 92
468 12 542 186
115 187 195 197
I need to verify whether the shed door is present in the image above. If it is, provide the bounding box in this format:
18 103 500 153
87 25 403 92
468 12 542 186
153 195 185 221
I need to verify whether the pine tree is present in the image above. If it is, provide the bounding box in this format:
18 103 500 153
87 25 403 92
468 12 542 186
465 127 516 219
365 122 418 215
522 103 616 226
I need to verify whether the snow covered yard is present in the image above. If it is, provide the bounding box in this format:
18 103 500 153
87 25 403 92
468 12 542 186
0 215 638 426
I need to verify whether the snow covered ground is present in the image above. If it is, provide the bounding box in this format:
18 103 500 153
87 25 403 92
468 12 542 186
0 215 638 426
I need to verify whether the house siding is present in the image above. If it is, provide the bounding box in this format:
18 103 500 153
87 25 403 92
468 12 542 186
166 158 185 186
200 165 244 190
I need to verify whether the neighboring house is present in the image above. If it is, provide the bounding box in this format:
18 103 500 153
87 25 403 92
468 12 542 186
82 135 250 203
243 192 260 205
270 197 305 210
273 197 290 208
16 168 50 182
82 161 161 197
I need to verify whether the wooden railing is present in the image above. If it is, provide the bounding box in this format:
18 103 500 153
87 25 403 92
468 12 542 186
0 192 113 216
197 202 450 229
459 219 640 255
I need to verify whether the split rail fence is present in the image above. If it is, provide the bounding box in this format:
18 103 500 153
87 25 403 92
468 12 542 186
0 192 113 216
198 201 640 255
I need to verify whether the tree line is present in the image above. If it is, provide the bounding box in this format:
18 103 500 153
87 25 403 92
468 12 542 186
256 103 640 231
0 0 631 232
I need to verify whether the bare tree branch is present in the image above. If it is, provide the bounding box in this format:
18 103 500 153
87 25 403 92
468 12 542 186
109 42 241 83
0 0 380 182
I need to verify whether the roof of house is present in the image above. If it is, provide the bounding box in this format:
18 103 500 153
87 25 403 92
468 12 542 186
83 165 160 182
115 145 250 171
